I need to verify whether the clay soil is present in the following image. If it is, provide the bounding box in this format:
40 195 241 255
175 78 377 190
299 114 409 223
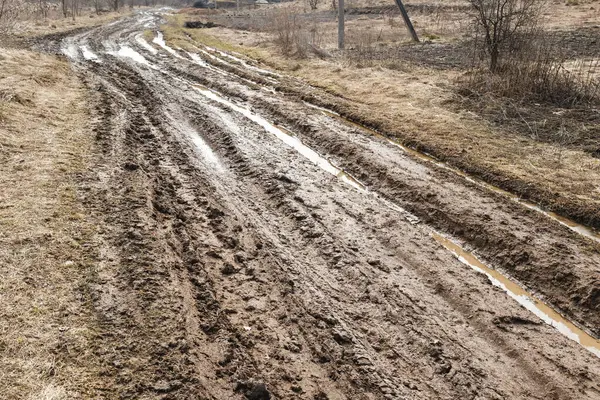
1 6 600 400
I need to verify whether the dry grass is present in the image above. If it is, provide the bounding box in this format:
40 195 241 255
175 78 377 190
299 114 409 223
0 48 99 399
283 60 600 203
14 9 132 38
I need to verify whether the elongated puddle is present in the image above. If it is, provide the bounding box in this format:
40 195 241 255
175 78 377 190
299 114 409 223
432 232 600 358
193 85 365 191
305 103 600 244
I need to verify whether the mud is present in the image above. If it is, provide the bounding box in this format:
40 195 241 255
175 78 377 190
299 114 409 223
274 82 600 232
432 233 600 359
43 10 600 399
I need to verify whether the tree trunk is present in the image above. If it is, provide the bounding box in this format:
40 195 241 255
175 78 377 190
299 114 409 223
490 45 499 72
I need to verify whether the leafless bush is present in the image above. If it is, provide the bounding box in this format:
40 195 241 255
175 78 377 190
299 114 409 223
462 0 599 107
345 29 378 67
462 33 599 107
268 8 326 58
307 0 319 11
468 0 544 72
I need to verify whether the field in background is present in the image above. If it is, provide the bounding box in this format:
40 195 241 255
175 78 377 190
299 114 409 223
164 0 600 229
17 9 128 37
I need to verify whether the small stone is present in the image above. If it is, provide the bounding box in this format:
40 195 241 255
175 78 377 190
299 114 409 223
235 381 271 400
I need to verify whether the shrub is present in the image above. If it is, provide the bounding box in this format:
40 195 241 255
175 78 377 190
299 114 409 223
268 8 325 58
467 0 544 72
461 35 599 107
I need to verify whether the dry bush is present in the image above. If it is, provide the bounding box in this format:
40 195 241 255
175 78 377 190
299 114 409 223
0 0 25 32
468 0 545 72
307 0 319 11
268 8 327 58
345 28 379 67
462 35 600 107
462 0 599 107
458 32 600 152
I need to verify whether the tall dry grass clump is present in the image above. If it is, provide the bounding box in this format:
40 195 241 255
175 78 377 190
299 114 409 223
462 0 599 108
462 38 600 107
268 7 326 58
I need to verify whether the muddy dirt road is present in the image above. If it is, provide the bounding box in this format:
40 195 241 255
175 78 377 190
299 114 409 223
42 10 600 399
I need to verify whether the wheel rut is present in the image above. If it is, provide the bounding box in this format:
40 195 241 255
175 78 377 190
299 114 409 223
44 9 600 399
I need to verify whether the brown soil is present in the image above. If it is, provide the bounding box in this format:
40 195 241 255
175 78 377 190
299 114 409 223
3 8 600 399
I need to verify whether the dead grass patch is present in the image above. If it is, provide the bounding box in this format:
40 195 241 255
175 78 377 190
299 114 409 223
0 48 101 399
15 10 132 38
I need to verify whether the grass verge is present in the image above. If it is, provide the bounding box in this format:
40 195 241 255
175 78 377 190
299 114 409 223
0 48 101 399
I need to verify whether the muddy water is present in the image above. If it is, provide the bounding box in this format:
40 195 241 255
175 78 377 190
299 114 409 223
193 85 365 191
433 232 600 358
111 45 157 69
203 45 280 81
136 34 158 55
80 45 100 62
153 31 184 59
307 103 600 244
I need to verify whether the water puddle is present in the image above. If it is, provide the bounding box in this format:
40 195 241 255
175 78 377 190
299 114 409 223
193 85 364 191
135 34 158 55
304 101 340 116
187 52 210 68
80 45 100 62
189 129 223 171
61 42 79 60
187 50 260 87
191 47 262 84
520 202 600 243
190 85 425 224
432 232 600 358
112 45 157 69
188 52 235 77
308 103 600 244
195 46 222 63
153 31 184 59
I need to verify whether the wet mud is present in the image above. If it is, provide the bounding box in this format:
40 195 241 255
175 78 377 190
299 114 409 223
45 10 600 399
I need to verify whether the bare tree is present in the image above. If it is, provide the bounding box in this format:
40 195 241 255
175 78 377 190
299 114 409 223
468 0 544 72
308 0 319 11
71 0 79 20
